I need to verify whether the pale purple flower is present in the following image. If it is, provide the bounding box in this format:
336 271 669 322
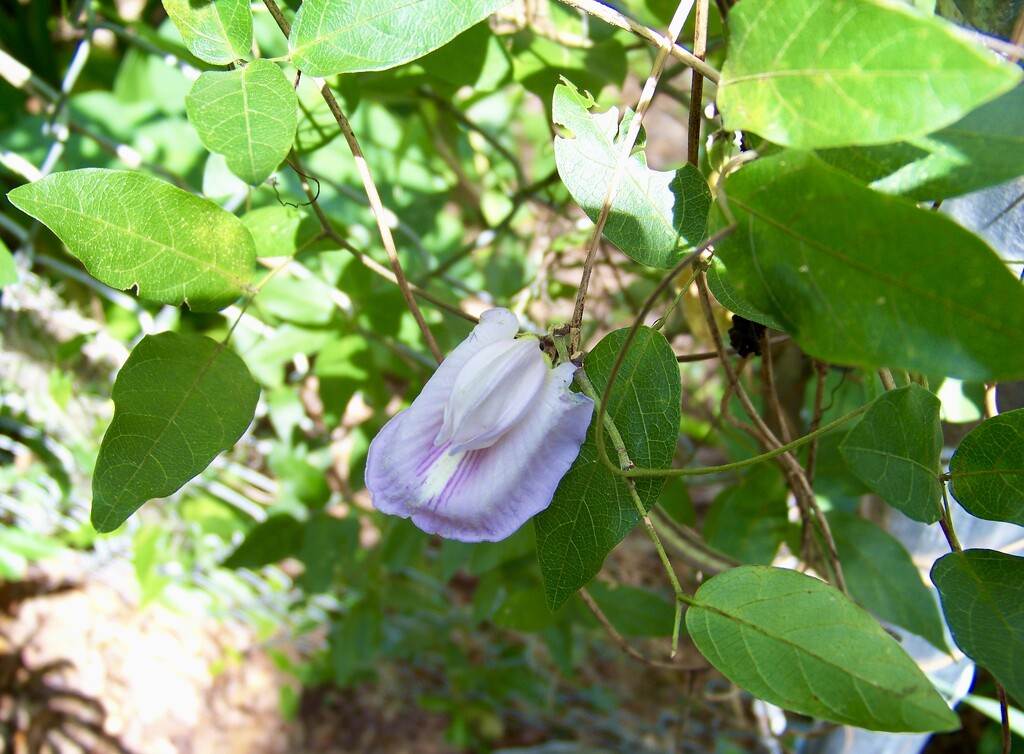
365 308 594 542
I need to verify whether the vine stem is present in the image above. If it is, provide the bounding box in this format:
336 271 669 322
288 154 479 325
569 0 696 353
553 335 695 658
556 0 721 83
262 0 443 364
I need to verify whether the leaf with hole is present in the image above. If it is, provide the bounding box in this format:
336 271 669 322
289 0 508 76
718 0 1021 149
839 385 943 522
686 566 960 732
161 0 252 65
553 79 711 269
535 327 680 612
8 169 255 312
91 332 260 532
932 549 1024 706
186 59 298 185
949 408 1024 524
712 151 1024 380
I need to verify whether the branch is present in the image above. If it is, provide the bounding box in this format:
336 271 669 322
556 0 721 83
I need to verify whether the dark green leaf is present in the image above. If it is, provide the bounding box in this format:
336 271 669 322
713 151 1024 380
300 514 360 592
686 566 960 732
587 581 676 638
718 0 1021 148
535 327 681 611
840 385 943 522
8 169 255 312
223 514 304 569
186 59 298 185
949 408 1024 524
494 587 566 632
330 598 382 686
932 549 1024 706
818 86 1024 200
553 80 711 268
161 0 252 65
828 511 948 652
289 0 508 76
703 465 789 564
91 332 260 532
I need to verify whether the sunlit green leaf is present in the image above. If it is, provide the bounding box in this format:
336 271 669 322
241 205 320 258
92 332 260 532
818 86 1024 200
553 79 711 269
686 566 960 732
828 511 948 651
289 0 508 76
718 0 1021 148
840 385 943 522
8 169 255 312
0 238 16 287
536 327 681 612
933 549 1024 706
949 408 1024 524
713 152 1024 380
186 59 298 185
161 0 252 65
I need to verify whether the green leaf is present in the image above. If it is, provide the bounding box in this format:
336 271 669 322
718 0 1021 149
161 0 252 65
703 465 789 565
686 566 960 732
705 256 783 330
932 549 1024 706
713 151 1024 380
839 385 943 522
818 86 1024 200
186 59 298 185
828 511 948 652
288 0 508 77
553 80 711 269
494 587 566 632
949 408 1024 524
587 581 676 638
92 332 260 532
8 169 255 312
224 516 303 569
300 514 359 591
535 327 681 611
0 238 16 287
241 205 320 258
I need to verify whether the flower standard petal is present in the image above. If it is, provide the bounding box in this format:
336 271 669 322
365 309 594 542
